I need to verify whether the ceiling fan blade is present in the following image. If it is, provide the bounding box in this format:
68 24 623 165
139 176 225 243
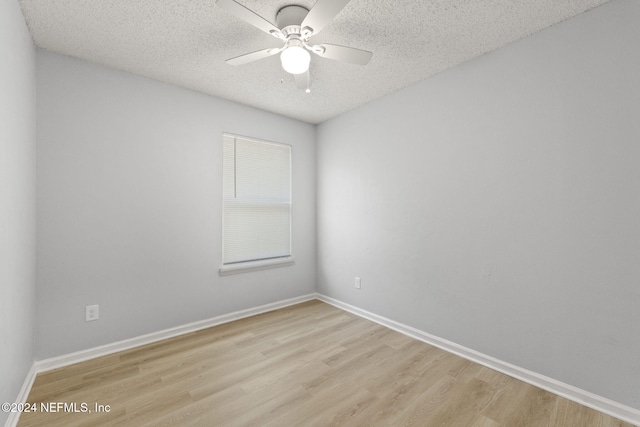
216 0 284 39
294 70 310 91
226 47 282 66
301 0 351 35
313 44 372 65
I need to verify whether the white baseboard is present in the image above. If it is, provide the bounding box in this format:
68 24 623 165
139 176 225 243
35 293 316 373
316 294 640 427
4 362 37 427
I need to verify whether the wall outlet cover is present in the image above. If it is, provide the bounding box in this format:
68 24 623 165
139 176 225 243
86 305 99 322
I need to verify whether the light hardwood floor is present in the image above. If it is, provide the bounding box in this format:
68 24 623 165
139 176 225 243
18 300 633 426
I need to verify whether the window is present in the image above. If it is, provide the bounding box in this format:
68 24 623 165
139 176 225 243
220 134 293 274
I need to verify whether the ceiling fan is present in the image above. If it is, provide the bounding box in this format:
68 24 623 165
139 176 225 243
216 0 373 92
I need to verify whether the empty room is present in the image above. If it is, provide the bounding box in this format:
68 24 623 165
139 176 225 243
1 0 639 425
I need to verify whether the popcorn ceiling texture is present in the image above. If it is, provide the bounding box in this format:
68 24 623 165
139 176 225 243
19 0 610 124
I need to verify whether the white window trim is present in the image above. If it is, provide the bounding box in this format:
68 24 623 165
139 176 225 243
219 256 295 276
220 133 293 276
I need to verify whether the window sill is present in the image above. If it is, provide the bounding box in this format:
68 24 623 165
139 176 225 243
219 257 295 276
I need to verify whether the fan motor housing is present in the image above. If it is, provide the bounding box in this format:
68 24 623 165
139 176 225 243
276 5 308 32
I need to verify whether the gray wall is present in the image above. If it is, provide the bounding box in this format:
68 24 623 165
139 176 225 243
36 51 316 359
317 0 639 410
0 0 36 424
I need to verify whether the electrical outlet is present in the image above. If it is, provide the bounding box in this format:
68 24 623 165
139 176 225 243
354 277 361 289
86 305 99 322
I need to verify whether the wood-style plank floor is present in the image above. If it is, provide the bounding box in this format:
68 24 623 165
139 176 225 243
18 300 633 426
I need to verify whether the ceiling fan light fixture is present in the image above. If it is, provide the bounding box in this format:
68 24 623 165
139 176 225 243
280 45 310 74
217 0 373 90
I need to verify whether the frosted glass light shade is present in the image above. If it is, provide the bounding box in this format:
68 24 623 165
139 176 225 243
280 46 310 74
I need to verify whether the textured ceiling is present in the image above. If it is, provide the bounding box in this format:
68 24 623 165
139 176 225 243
19 0 610 124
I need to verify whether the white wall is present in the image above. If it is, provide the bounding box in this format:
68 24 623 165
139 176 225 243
36 51 316 359
0 0 36 424
317 0 639 410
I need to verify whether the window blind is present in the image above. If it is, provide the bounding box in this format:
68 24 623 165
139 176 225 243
222 134 291 265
